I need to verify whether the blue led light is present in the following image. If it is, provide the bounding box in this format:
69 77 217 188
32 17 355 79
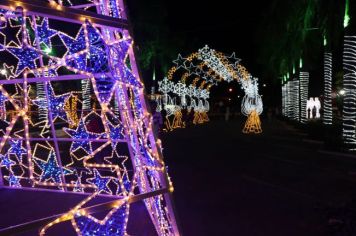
8 140 26 162
87 169 112 194
34 83 70 121
64 120 103 154
0 153 15 169
7 46 40 75
74 203 127 236
35 150 72 183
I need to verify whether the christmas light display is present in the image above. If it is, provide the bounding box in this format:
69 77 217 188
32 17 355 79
299 72 309 123
285 81 293 119
289 79 300 121
281 83 286 116
306 97 321 119
323 52 332 124
157 45 263 133
343 36 356 149
158 76 210 131
242 110 262 134
0 1 179 235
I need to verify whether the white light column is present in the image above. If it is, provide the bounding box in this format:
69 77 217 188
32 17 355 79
291 79 300 121
323 52 333 124
282 84 286 116
343 36 356 149
286 81 292 118
299 72 309 123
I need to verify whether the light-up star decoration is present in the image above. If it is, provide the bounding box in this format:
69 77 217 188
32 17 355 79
60 22 108 73
85 23 108 73
94 75 116 104
173 54 188 70
0 153 15 169
5 173 21 187
7 46 40 75
64 119 103 154
71 172 84 193
227 52 241 69
0 90 7 117
35 18 57 48
87 168 113 194
107 121 125 146
8 140 26 162
0 2 179 235
60 29 87 70
158 45 263 135
1 18 22 46
109 38 133 84
0 63 15 80
74 203 128 236
33 83 70 122
35 150 72 183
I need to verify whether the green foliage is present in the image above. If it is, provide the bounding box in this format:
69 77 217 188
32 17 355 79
127 0 187 75
258 0 344 80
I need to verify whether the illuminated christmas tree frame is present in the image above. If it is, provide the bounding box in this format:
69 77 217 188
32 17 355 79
0 0 179 235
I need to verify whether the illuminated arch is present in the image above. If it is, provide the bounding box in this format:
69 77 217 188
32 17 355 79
158 45 263 134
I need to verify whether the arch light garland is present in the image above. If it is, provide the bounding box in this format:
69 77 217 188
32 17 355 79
0 0 179 235
157 45 263 134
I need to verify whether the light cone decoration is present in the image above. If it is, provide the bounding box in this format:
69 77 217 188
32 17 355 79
0 0 179 235
243 110 262 134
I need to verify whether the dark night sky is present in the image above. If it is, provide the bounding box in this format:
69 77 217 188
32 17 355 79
128 0 270 77
166 0 270 77
126 1 288 106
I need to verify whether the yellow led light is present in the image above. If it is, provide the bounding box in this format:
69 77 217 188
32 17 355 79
242 110 263 134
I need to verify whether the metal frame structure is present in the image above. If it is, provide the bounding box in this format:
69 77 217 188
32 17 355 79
0 0 179 235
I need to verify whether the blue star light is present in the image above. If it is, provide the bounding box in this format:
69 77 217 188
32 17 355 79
60 29 87 71
35 150 72 183
94 75 115 104
8 140 26 162
34 83 70 121
64 120 102 154
74 203 127 236
87 169 112 194
7 46 40 75
107 122 124 141
0 91 7 108
36 18 57 47
7 174 21 187
60 22 107 73
0 153 15 169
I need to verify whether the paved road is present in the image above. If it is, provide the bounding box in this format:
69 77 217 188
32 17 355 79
163 118 356 236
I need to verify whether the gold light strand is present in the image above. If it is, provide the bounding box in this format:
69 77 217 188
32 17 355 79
65 95 79 128
242 110 262 134
180 72 189 83
172 110 183 129
167 67 176 80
